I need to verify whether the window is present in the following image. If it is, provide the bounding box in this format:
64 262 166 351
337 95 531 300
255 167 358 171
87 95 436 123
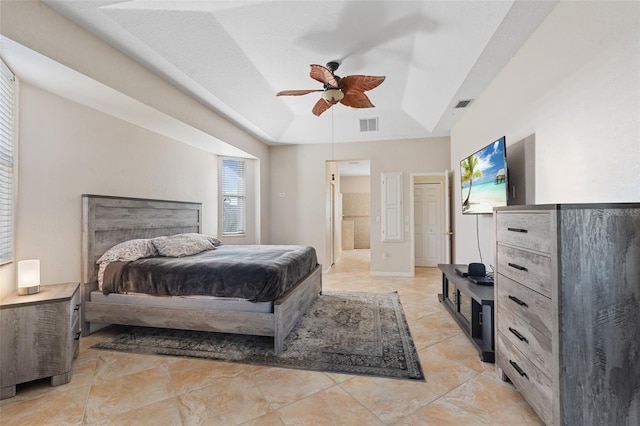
0 59 15 265
221 158 245 235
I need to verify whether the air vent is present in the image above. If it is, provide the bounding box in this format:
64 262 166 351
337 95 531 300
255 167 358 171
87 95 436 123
359 117 378 132
454 99 473 109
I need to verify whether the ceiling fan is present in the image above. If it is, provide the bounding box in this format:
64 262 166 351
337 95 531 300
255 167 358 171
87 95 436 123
276 61 385 116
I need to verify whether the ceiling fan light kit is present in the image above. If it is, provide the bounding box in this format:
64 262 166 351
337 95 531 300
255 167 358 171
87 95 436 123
277 61 385 116
322 88 344 103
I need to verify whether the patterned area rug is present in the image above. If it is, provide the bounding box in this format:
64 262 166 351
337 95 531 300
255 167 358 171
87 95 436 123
92 291 424 381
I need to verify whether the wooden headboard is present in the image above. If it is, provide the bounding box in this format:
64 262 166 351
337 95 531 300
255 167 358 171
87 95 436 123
81 194 202 285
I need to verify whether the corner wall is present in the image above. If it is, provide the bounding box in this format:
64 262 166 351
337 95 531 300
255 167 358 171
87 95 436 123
451 1 640 266
1 83 221 296
0 1 271 296
270 137 450 275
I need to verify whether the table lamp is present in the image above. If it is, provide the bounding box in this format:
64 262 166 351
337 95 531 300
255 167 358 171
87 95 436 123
18 259 40 295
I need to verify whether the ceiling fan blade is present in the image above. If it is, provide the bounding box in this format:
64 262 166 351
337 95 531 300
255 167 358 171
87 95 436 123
340 91 375 109
312 98 332 116
340 75 385 94
310 64 338 88
276 89 323 96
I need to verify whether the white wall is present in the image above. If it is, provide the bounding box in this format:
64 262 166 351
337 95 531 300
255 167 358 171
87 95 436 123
0 83 221 295
0 3 270 229
451 1 640 266
270 137 450 275
0 1 271 296
341 176 370 194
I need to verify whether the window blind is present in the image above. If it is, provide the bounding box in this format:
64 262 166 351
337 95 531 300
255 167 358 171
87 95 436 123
221 158 246 235
0 59 15 264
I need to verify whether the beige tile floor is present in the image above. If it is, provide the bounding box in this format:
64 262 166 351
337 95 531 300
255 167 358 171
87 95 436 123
0 250 543 425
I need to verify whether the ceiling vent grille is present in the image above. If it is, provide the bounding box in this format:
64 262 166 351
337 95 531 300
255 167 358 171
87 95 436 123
454 99 473 109
359 117 378 132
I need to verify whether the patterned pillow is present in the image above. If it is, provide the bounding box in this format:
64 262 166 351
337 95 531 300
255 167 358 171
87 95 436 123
152 233 217 257
97 262 108 291
209 235 223 247
96 238 158 264
179 233 223 247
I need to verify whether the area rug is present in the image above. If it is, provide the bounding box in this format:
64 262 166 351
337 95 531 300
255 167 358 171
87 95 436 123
92 291 424 381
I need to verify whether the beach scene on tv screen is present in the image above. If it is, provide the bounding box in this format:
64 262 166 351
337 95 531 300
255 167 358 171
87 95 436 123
460 139 507 214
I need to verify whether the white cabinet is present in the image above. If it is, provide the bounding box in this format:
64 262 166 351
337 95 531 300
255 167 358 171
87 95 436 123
381 172 402 242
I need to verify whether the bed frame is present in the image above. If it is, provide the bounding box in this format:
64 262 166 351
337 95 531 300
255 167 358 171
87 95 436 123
81 194 322 355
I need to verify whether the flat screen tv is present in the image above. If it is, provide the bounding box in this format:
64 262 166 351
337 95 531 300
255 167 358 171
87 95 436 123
460 136 508 214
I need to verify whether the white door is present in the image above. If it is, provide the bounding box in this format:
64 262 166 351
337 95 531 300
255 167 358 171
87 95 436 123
414 183 442 267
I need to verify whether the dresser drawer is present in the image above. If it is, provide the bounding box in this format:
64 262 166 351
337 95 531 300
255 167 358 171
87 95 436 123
498 333 552 425
69 287 81 325
498 302 551 378
496 274 552 337
496 245 552 298
66 286 81 369
496 212 552 253
70 304 81 361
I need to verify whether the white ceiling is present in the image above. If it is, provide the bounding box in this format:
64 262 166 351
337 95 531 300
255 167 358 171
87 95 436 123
43 0 557 146
339 160 370 177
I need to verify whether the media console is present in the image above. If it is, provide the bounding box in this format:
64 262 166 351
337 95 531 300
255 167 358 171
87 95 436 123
437 264 494 362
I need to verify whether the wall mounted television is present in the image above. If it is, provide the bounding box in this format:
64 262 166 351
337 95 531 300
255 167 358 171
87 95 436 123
460 136 508 214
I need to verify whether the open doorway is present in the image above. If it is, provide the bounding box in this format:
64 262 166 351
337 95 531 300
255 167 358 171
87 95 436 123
340 161 371 252
327 160 371 269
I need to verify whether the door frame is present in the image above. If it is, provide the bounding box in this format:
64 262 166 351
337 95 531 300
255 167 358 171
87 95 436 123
409 171 452 269
326 161 342 268
414 182 442 267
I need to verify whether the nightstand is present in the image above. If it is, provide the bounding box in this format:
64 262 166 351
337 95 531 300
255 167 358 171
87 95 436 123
0 282 81 399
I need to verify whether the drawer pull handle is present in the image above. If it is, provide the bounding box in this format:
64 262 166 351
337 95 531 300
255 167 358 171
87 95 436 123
508 262 528 272
509 360 529 379
507 227 528 233
509 327 529 343
74 305 80 312
508 295 528 308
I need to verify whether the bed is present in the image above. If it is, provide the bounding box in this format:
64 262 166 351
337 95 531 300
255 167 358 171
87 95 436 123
81 194 322 355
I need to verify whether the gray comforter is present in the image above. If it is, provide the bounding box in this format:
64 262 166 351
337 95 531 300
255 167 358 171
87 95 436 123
102 245 318 302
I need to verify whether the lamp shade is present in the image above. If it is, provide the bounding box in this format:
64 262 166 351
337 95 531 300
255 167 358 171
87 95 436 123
18 259 40 295
322 88 344 103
